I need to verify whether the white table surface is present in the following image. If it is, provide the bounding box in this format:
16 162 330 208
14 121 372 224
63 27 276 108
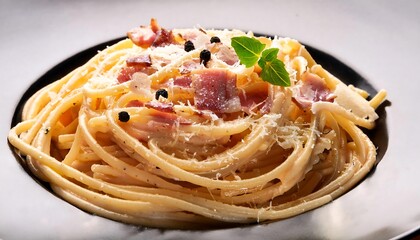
1 0 419 239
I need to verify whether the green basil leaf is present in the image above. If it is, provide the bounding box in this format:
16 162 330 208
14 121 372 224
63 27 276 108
231 36 266 67
258 48 290 87
260 48 279 62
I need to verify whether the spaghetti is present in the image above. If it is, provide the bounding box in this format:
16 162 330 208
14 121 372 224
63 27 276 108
8 19 386 228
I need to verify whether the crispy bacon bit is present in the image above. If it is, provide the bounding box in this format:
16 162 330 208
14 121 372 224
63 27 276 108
118 66 139 83
145 101 174 113
126 55 152 67
127 26 157 48
153 28 175 47
150 18 160 32
192 69 241 113
292 72 335 109
128 19 175 48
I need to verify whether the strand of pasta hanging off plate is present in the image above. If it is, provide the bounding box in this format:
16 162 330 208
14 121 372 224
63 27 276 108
8 19 386 228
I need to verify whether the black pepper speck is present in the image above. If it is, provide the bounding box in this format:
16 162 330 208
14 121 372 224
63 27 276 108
118 111 130 122
155 89 168 100
210 36 221 43
200 49 211 66
184 40 195 52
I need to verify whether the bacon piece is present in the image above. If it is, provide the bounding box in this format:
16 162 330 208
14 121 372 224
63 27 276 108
127 19 175 48
127 109 190 141
212 44 238 66
179 59 202 74
124 95 194 141
173 75 192 88
145 110 191 136
149 18 160 32
132 112 190 140
126 55 152 67
149 111 178 125
180 29 211 50
117 66 139 83
127 100 175 114
127 100 144 107
239 90 269 113
145 101 174 113
292 72 335 109
149 111 192 127
182 29 200 41
237 82 269 113
152 28 175 47
117 66 156 83
127 26 157 48
167 76 195 103
192 69 241 113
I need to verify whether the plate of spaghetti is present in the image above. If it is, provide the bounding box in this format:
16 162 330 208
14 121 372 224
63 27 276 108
8 19 388 229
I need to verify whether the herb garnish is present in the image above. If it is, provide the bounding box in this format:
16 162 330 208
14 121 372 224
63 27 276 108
231 36 290 87
231 36 265 68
